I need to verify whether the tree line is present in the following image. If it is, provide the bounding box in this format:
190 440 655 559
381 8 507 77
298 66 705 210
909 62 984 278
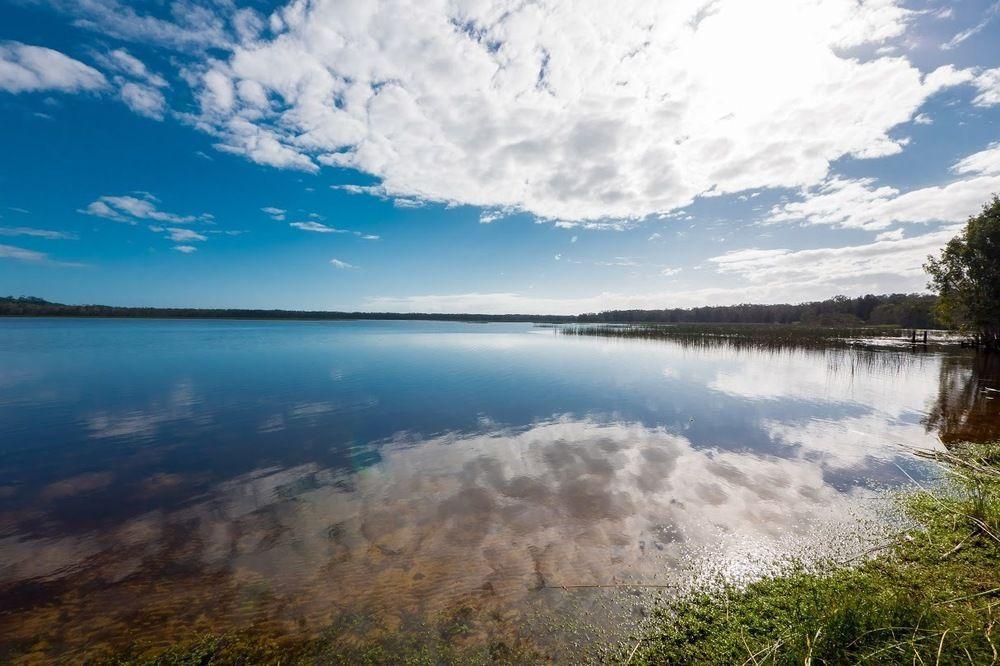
578 293 939 327
0 293 938 327
0 297 577 323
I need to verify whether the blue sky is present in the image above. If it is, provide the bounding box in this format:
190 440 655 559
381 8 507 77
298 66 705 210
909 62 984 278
0 0 998 314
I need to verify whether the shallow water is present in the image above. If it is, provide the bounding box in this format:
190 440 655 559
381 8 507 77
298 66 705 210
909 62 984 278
0 319 997 662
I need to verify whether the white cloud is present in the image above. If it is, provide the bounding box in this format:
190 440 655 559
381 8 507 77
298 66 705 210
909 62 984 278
173 245 197 253
595 257 639 267
912 113 932 125
0 227 75 239
0 42 106 94
767 143 1000 230
0 243 48 262
96 47 169 119
367 228 962 314
288 221 379 238
661 266 682 277
80 192 212 224
329 258 354 269
165 227 206 242
0 243 82 266
874 228 904 241
44 0 234 52
290 221 346 233
942 2 999 50
708 224 961 289
261 206 286 220
952 142 1000 176
185 0 976 223
102 48 167 88
119 81 166 119
973 68 1000 106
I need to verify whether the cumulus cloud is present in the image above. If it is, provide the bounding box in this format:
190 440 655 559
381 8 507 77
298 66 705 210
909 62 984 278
973 68 1000 106
173 244 197 253
329 258 354 269
952 142 1000 175
42 0 235 52
165 227 206 242
708 225 962 289
80 192 212 224
874 228 904 241
766 143 1000 230
0 42 106 94
102 48 167 88
182 0 977 223
118 81 166 119
92 48 170 120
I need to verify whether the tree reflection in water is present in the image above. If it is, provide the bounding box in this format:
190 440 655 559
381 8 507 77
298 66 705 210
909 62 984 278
925 352 1000 446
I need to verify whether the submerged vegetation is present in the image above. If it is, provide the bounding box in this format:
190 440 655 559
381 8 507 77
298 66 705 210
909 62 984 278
88 441 1000 665
619 441 1000 665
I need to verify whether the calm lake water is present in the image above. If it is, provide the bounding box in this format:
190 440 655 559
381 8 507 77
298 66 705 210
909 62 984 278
1 319 997 662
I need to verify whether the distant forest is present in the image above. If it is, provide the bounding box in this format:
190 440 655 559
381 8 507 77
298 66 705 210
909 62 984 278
0 296 576 323
0 293 940 327
579 293 939 327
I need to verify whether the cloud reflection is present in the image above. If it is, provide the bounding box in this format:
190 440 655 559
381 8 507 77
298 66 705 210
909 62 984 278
0 416 881 657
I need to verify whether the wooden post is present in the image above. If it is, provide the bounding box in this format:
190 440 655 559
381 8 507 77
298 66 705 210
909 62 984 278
923 330 928 345
911 330 916 344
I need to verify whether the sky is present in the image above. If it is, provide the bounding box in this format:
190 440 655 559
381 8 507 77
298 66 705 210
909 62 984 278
0 0 998 314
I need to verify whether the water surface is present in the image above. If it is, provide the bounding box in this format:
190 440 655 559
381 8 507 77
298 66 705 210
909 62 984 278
0 319 997 661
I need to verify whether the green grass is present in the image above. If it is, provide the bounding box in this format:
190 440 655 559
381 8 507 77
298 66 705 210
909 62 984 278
617 441 1000 665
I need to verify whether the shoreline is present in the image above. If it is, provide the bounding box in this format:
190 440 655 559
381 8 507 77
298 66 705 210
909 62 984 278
617 441 1000 664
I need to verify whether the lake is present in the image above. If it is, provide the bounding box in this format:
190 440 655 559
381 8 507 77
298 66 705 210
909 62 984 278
0 318 997 662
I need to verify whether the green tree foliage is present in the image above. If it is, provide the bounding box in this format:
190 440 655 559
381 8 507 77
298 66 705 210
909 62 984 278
578 293 937 327
925 195 1000 348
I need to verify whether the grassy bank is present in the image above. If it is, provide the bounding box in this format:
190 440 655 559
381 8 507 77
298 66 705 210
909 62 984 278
618 441 1000 665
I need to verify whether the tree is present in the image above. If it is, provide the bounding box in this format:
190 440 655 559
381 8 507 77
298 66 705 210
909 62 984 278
924 195 1000 348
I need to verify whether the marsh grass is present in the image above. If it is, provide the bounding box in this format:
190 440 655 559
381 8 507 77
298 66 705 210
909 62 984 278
562 323 919 351
617 441 1000 665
